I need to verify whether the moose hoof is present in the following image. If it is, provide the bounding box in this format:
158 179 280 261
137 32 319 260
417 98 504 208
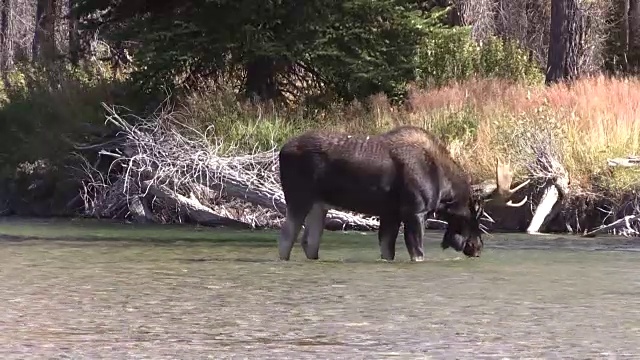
411 256 425 262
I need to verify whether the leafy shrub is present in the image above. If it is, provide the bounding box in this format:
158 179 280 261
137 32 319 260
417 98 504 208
416 8 543 88
0 62 143 177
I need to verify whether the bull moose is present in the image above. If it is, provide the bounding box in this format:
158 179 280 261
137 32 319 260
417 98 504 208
276 125 530 261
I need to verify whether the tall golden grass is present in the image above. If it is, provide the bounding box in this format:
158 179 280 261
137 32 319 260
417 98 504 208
399 75 640 191
175 75 640 193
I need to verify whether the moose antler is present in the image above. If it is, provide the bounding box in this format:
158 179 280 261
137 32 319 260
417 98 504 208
480 158 531 207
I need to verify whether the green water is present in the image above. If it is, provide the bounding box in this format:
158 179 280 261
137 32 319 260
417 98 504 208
0 217 639 359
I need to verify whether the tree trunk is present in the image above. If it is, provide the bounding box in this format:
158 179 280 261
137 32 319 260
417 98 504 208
524 0 549 66
629 0 640 70
455 0 496 41
604 0 629 72
493 0 504 39
545 0 582 85
0 0 11 79
244 56 281 102
68 0 79 66
32 0 57 62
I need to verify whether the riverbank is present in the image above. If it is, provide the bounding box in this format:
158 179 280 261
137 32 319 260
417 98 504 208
1 75 640 236
0 176 634 236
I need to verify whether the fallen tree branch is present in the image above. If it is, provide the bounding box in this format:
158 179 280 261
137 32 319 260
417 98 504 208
583 214 640 237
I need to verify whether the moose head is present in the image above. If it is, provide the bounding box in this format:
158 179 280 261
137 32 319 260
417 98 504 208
440 158 530 257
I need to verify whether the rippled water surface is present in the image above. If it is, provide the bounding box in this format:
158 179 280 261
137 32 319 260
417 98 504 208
1 218 640 359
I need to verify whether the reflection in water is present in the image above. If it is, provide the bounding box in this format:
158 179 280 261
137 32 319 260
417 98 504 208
0 218 639 359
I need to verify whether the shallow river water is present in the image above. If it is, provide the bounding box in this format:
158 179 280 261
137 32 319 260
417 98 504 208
0 218 639 359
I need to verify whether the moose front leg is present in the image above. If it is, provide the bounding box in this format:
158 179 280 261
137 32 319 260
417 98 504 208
403 213 425 262
378 215 401 261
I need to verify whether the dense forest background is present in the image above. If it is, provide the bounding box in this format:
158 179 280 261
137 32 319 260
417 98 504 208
3 0 639 103
1 0 640 222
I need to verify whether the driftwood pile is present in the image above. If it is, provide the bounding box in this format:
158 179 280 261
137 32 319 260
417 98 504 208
75 103 640 237
77 103 380 231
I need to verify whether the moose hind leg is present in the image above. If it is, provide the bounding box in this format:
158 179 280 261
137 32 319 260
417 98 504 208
403 213 425 262
300 203 328 260
278 202 312 260
378 215 401 261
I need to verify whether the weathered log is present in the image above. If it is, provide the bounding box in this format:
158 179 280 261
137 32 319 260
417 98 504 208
607 156 640 167
204 175 380 231
128 195 155 223
142 181 252 229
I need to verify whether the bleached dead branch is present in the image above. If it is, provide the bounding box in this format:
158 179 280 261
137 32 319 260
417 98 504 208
583 214 640 237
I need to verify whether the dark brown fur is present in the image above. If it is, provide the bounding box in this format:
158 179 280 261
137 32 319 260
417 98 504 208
277 125 483 261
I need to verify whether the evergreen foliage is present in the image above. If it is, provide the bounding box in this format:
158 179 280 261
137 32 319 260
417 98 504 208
73 1 541 102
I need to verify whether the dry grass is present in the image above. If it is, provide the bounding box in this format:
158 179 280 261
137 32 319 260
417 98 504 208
421 76 640 192
185 75 640 194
